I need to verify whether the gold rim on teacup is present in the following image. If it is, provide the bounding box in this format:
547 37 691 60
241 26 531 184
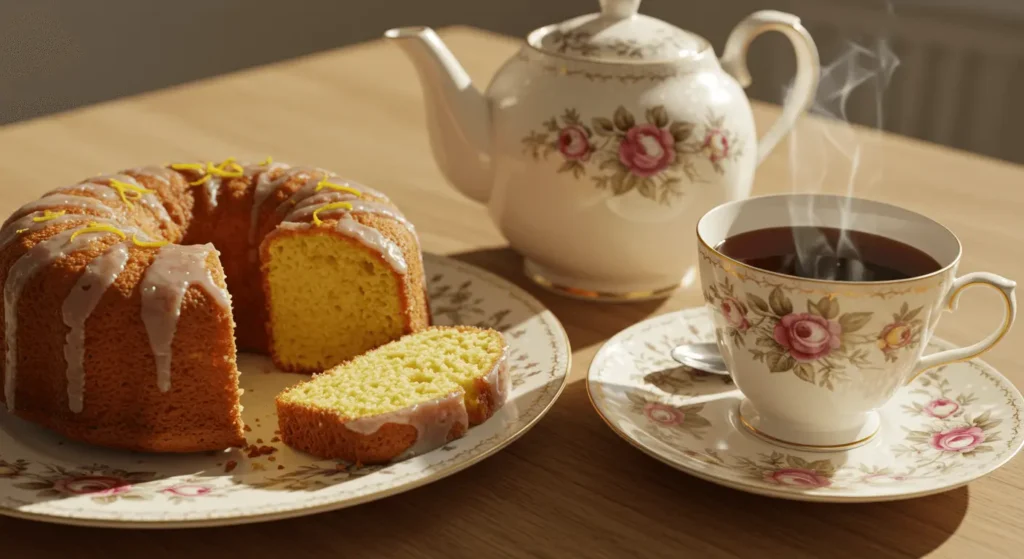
696 194 1017 451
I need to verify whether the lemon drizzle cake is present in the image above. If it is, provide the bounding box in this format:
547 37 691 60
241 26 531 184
276 326 510 463
0 158 429 452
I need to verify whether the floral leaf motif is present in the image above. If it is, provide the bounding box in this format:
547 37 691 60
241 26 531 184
657 177 684 205
809 296 839 319
768 287 793 316
839 312 873 333
13 481 52 490
785 455 810 468
645 106 669 128
609 171 632 195
613 106 635 131
808 459 834 474
746 293 770 314
644 368 695 395
599 156 623 171
766 352 796 373
637 178 657 200
592 117 615 136
562 108 582 125
793 363 816 384
670 121 694 143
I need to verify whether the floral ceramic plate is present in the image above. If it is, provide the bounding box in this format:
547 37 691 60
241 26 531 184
0 253 571 527
588 307 1024 502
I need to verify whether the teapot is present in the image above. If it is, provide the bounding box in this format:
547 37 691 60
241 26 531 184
386 0 819 300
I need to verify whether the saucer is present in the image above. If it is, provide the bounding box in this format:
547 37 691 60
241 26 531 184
587 307 1024 502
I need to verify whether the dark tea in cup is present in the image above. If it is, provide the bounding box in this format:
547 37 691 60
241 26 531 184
715 226 941 282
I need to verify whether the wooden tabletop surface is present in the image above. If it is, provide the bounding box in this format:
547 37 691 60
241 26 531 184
1 27 1023 558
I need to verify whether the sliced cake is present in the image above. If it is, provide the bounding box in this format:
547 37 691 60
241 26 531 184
276 326 509 463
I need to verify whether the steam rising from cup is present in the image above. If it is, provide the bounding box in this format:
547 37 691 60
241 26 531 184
783 10 901 281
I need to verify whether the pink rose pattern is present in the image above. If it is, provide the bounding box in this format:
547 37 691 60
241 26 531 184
557 125 592 161
722 286 875 390
627 392 712 439
772 313 842 362
930 426 985 452
161 484 215 498
522 106 740 206
764 468 832 488
52 476 132 496
643 402 685 426
703 278 753 350
704 278 933 390
618 124 676 176
720 297 750 332
924 398 960 419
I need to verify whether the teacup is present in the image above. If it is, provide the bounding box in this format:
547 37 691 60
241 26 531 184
697 194 1017 450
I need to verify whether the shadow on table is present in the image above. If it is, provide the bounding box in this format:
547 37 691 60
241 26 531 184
447 246 667 350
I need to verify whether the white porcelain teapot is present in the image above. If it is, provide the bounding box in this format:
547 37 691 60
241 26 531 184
386 0 819 300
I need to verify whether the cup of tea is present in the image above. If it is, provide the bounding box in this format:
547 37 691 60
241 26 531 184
697 194 1017 450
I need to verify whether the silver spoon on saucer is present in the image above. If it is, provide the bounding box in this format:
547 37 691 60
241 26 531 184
670 343 731 376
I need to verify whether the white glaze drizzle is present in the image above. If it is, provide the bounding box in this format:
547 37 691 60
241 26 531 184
344 392 469 460
7 195 115 225
0 213 89 250
246 162 300 245
3 224 134 411
127 165 174 185
49 174 174 227
481 346 511 411
278 219 408 274
276 174 390 216
140 244 231 393
284 194 418 239
61 242 130 413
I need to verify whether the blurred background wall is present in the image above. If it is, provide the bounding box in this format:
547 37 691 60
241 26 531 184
2 0 1023 164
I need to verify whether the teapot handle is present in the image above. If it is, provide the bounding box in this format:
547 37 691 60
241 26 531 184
720 10 820 165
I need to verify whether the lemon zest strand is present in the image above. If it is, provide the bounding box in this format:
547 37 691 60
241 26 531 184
170 158 243 186
32 210 66 223
315 177 362 197
311 202 353 227
131 234 168 248
215 157 244 175
259 156 273 166
15 228 28 234
108 178 155 207
69 222 127 243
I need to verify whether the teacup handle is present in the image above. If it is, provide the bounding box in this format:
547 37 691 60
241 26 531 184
720 11 820 165
911 273 1017 381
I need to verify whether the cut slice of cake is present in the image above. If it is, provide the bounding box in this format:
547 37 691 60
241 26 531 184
259 200 429 374
275 326 509 463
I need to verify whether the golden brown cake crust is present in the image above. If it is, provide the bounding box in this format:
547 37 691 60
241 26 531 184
276 396 467 463
275 326 507 462
1 159 428 453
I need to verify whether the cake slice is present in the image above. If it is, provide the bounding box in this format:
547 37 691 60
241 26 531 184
275 326 509 463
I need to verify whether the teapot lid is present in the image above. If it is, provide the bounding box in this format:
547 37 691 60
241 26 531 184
528 0 709 63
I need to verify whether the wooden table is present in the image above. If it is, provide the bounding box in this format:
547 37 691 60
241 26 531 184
2 27 1023 558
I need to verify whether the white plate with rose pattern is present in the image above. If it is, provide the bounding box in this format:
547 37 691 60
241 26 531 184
0 253 570 527
588 307 1024 502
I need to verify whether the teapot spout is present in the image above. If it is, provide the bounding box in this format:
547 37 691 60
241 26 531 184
385 27 493 204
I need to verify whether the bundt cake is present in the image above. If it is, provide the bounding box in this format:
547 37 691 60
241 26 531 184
276 326 509 463
0 158 429 453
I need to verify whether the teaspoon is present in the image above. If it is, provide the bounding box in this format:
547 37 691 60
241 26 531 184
670 342 730 376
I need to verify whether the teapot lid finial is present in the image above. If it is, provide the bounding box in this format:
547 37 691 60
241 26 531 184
598 0 641 20
529 0 708 64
